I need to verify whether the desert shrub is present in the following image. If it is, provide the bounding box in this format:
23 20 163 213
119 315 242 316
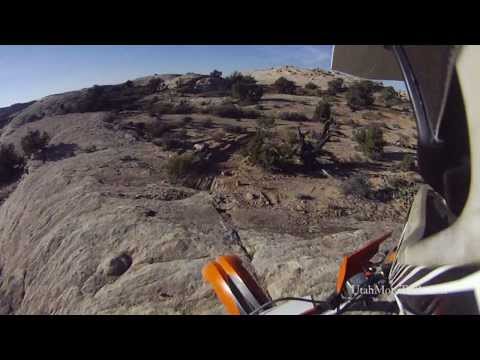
341 175 372 198
173 100 194 114
225 124 244 134
149 101 194 115
397 134 410 148
353 126 385 160
182 116 193 125
305 82 318 90
346 84 374 110
147 78 164 94
212 129 227 142
362 111 384 121
232 82 263 104
242 130 284 171
225 72 256 87
207 103 243 119
176 128 188 139
380 86 402 107
124 80 134 87
273 77 296 94
327 78 344 95
21 130 51 158
202 118 214 128
242 109 262 119
165 152 206 183
356 80 382 94
399 153 415 171
225 71 263 103
312 99 331 122
256 117 276 130
84 145 98 153
150 102 175 115
145 121 173 139
385 97 403 108
279 112 309 122
158 134 185 150
0 144 24 183
210 70 222 78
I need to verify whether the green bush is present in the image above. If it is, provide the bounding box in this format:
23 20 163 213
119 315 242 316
182 116 193 125
202 118 214 128
173 100 194 114
232 82 263 103
212 129 227 142
279 112 309 122
0 144 24 183
273 77 296 94
312 99 331 122
327 78 344 95
146 121 173 138
150 102 175 115
399 153 415 171
397 134 410 148
225 72 256 87
21 130 51 158
341 175 372 198
165 153 202 183
210 70 222 78
242 130 285 171
206 104 261 119
225 124 244 134
256 117 276 130
356 80 381 94
346 84 374 110
305 82 318 90
157 133 185 150
380 86 402 107
353 126 385 160
150 101 194 115
207 103 243 119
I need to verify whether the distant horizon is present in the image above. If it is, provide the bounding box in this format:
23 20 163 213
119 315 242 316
0 45 406 108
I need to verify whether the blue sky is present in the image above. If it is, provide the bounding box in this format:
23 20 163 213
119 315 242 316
0 45 405 108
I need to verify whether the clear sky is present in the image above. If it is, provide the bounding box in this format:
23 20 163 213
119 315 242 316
0 45 406 108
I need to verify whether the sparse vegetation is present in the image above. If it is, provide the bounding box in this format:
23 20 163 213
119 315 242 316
0 144 24 183
165 152 207 184
210 70 222 78
202 118 214 128
231 79 263 104
145 121 173 139
399 153 415 171
397 134 410 148
212 129 226 142
279 112 309 122
21 130 51 158
312 100 331 123
150 100 195 115
157 133 185 150
305 82 318 90
242 129 286 171
182 116 193 125
346 83 375 110
327 78 344 95
380 86 402 108
341 175 372 198
204 103 261 119
256 117 276 130
225 124 244 134
84 145 98 153
273 77 296 94
353 126 385 160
